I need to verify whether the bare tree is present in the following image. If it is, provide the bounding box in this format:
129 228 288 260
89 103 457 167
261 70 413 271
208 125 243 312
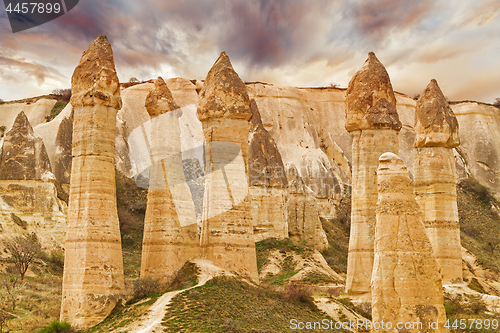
494 98 500 108
2 233 42 280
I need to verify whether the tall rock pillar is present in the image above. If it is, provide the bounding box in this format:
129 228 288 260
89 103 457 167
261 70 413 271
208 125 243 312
372 152 448 333
198 52 259 282
60 35 125 329
414 79 462 284
345 52 402 298
140 77 199 284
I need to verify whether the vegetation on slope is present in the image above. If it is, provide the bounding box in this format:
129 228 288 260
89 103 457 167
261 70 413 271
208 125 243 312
458 178 500 272
320 186 351 274
162 276 338 333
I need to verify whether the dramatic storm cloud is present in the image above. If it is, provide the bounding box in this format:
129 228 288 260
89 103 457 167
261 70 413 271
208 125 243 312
0 0 499 103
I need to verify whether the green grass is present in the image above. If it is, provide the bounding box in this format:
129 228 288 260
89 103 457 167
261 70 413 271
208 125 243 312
263 255 298 286
321 186 351 274
46 101 68 122
443 293 499 332
255 237 312 273
458 178 500 272
302 271 336 284
162 276 341 333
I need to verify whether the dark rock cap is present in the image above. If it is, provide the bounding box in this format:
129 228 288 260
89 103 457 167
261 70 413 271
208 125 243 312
70 34 122 109
0 111 52 180
345 52 400 132
145 77 181 118
197 52 252 121
414 79 459 148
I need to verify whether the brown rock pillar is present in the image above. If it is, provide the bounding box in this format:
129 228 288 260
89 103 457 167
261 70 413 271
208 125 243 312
140 77 199 284
345 52 402 298
198 52 259 282
414 79 462 284
372 152 448 333
60 35 125 329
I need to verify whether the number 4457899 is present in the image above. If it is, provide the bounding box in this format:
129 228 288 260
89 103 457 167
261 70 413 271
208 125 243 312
444 318 498 330
5 2 62 14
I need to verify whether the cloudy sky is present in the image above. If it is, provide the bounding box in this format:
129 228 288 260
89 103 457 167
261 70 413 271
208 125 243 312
1 0 499 103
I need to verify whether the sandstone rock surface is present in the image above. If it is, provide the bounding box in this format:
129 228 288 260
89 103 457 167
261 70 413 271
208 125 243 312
53 111 73 184
140 77 199 284
414 80 462 284
0 111 52 180
198 53 259 282
0 112 66 252
286 164 328 250
60 35 125 330
248 99 288 241
345 53 401 298
0 98 57 131
372 152 448 333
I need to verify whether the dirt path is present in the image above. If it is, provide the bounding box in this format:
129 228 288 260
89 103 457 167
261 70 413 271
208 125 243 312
112 259 228 333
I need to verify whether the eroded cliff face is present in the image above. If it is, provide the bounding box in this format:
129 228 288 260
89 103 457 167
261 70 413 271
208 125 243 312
0 111 66 252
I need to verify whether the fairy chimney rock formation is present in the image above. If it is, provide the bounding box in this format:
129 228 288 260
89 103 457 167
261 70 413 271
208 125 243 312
345 52 401 298
372 152 449 333
248 99 288 240
140 77 199 284
60 35 125 330
198 52 259 282
0 111 52 180
414 79 462 284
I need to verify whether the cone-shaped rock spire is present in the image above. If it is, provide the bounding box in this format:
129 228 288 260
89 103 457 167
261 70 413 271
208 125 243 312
414 79 462 284
140 77 199 284
70 34 122 109
198 52 258 282
372 152 449 332
0 111 51 180
345 52 401 298
415 79 459 148
197 52 252 121
345 52 401 132
61 35 124 330
145 77 180 117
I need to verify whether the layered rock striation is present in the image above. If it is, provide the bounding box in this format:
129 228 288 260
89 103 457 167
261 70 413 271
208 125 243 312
60 35 125 330
140 77 199 284
345 52 402 298
372 152 448 333
0 111 66 250
198 52 259 282
413 79 462 284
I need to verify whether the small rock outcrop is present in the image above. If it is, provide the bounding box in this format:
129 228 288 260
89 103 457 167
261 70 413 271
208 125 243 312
345 52 402 298
248 99 288 241
60 35 125 330
198 52 259 282
414 79 462 284
140 77 199 284
372 152 448 333
0 111 52 180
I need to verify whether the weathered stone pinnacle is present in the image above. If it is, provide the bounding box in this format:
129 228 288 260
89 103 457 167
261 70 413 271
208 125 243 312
70 34 122 109
145 77 180 118
197 52 252 121
345 52 401 132
372 152 449 333
0 111 51 180
414 79 459 148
